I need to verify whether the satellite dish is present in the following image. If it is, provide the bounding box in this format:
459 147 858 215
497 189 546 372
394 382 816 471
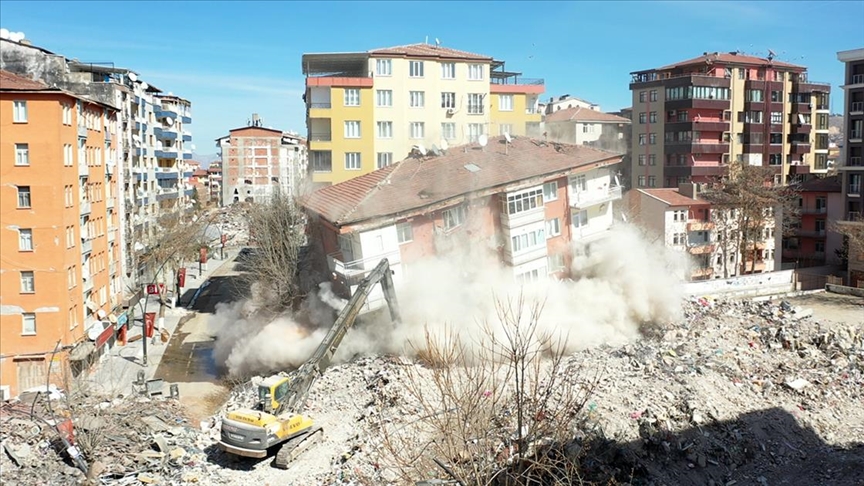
504 132 512 143
417 144 427 156
435 38 441 46
478 134 488 147
440 139 449 151
166 117 174 126
140 82 149 91
128 72 138 82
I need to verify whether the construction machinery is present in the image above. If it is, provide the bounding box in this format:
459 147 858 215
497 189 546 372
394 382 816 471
218 258 401 468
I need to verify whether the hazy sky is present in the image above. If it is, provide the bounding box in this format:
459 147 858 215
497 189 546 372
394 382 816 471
2 0 862 153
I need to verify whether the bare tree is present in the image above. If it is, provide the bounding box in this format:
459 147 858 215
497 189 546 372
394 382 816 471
372 293 599 486
831 218 864 270
702 163 799 275
241 192 307 311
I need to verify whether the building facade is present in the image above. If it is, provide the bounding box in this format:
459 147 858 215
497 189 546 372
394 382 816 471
206 162 223 206
544 106 631 152
837 48 864 286
217 116 308 205
1 71 123 398
629 52 831 190
301 136 622 309
782 176 843 268
302 43 544 187
628 184 782 281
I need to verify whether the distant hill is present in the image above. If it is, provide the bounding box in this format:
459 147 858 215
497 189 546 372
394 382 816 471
192 153 220 168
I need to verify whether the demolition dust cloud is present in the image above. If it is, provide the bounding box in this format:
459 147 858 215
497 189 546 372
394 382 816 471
211 224 690 378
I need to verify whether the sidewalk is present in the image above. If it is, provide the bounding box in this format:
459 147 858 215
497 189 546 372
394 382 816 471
87 249 238 396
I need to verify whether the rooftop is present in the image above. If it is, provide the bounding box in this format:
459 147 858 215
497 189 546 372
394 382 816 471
302 136 622 227
796 175 842 193
638 188 706 207
633 51 805 74
369 43 493 61
545 106 632 124
0 69 50 90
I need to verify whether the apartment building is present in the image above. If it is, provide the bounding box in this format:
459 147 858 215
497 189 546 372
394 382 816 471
301 43 544 186
629 52 831 190
216 115 308 204
0 35 194 293
206 162 223 206
783 175 843 268
1 71 123 398
540 95 601 115
301 135 622 308
837 48 864 287
627 183 781 281
544 107 631 151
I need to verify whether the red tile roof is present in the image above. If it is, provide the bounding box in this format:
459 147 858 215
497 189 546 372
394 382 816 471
797 175 841 193
192 169 208 177
303 136 622 227
653 52 803 72
369 43 493 61
0 70 50 90
639 188 706 207
545 106 632 124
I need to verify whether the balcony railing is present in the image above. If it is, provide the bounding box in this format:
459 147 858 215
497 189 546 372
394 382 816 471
491 77 545 85
850 131 863 141
569 186 623 209
309 103 331 109
310 132 332 142
799 206 827 214
796 229 827 238
849 156 863 167
79 201 91 215
849 184 862 195
686 220 715 231
78 163 89 177
327 250 401 281
851 74 864 85
77 125 88 138
847 211 862 222
688 243 715 255
81 238 93 254
852 102 864 113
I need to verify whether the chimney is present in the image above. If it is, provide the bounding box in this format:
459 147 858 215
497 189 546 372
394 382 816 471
678 182 700 199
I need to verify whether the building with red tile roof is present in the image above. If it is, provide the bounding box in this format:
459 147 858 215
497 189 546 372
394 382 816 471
302 135 624 304
545 106 631 152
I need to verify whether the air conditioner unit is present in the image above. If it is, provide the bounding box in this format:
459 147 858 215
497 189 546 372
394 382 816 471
446 108 456 116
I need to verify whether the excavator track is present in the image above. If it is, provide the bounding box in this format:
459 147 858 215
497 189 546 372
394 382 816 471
273 427 324 469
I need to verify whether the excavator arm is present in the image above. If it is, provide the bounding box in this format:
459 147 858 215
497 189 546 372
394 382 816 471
277 258 400 414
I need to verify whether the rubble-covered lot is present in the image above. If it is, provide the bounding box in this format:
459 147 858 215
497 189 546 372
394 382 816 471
2 296 862 485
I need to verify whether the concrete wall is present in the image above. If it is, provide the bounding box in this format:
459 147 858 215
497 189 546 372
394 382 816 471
683 269 795 298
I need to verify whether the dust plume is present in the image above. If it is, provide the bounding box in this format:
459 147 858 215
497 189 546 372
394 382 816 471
211 224 690 378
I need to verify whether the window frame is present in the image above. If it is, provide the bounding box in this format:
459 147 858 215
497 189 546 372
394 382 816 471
376 59 392 76
376 121 393 139
19 228 33 251
17 186 32 208
498 94 514 112
22 313 36 335
20 270 35 293
409 91 425 108
376 152 392 169
542 181 558 201
344 152 361 171
441 62 455 79
410 121 425 139
468 64 484 80
344 120 361 139
396 222 413 244
442 206 466 230
409 60 424 78
343 88 360 107
376 89 393 107
15 143 29 166
13 100 28 123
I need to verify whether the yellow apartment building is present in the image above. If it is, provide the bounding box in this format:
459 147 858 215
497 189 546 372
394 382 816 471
0 70 122 398
302 43 545 186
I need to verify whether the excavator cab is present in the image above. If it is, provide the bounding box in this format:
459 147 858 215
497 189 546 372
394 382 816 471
257 376 291 414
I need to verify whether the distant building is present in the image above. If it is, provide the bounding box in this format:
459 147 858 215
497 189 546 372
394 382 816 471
206 162 222 206
301 43 545 187
216 114 308 205
544 107 631 152
1 70 123 398
301 136 623 308
836 48 864 286
782 175 844 268
629 51 831 190
627 183 782 281
539 95 600 115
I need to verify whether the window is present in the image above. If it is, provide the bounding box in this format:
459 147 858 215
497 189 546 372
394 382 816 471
649 133 657 145
17 186 31 208
62 103 72 125
571 174 587 191
649 111 657 123
17 228 33 251
582 124 593 133
14 143 29 166
639 112 646 124
442 206 466 230
20 271 35 293
409 61 424 77
745 89 764 102
499 124 512 135
441 122 456 140
499 94 513 111
468 64 483 80
409 91 425 108
376 89 392 107
638 154 646 166
650 90 658 102
546 218 561 237
344 152 361 170
638 134 646 145
648 176 656 187
344 121 361 138
311 151 332 172
410 122 425 139
397 222 413 243
13 100 27 122
511 227 546 253
572 210 588 227
639 91 646 103
649 154 656 166
376 152 392 169
441 92 456 109
376 59 391 76
673 209 686 221
441 62 455 79
505 187 543 215
768 153 782 165
548 254 565 272
344 89 360 106
770 112 782 124
543 181 558 201
637 175 646 187
769 133 782 144
64 144 73 166
673 233 686 245
22 313 36 335
66 226 75 248
468 123 484 142
771 90 783 102
377 121 393 139
467 93 485 114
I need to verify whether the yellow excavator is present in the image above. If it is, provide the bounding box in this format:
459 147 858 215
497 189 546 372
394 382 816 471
218 258 401 468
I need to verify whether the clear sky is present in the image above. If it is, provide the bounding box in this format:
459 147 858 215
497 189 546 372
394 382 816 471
2 0 863 156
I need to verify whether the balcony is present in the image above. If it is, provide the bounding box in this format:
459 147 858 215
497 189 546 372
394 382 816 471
182 131 192 142
77 125 88 138
665 98 731 111
490 78 545 95
327 250 401 284
309 132 332 142
134 122 147 132
185 188 195 197
83 278 94 293
105 163 114 176
108 229 116 243
105 130 112 142
155 149 179 159
690 267 714 279
78 163 89 177
505 245 549 267
109 262 117 275
155 170 179 180
800 206 828 215
81 238 93 254
791 143 811 154
688 243 715 255
569 186 622 209
181 116 192 124
309 102 332 109
686 220 715 231
850 74 864 86
500 206 545 229
848 157 863 167
849 184 862 196
795 229 826 238
79 201 91 215
789 164 811 175
106 197 115 209
851 131 863 142
155 127 178 141
155 109 178 120
135 148 148 157
183 151 192 160
665 141 730 154
156 190 179 201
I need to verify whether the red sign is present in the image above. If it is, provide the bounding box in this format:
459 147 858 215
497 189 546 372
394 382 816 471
146 284 159 295
199 247 208 264
144 312 156 338
177 268 187 287
158 283 166 294
95 323 114 349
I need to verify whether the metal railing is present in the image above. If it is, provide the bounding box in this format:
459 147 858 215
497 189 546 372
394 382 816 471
852 102 864 113
327 250 401 278
799 206 827 214
569 186 623 209
309 103 331 109
310 132 332 142
851 74 864 85
850 131 863 140
849 156 863 167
